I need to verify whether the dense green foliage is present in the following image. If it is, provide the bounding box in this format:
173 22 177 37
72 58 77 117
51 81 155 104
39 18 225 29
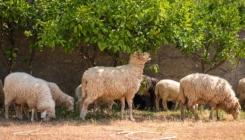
0 0 245 72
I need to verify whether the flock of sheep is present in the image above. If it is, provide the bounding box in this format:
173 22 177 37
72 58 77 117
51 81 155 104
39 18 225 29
0 51 244 122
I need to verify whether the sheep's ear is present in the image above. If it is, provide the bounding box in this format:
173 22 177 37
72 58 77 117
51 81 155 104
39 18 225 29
69 100 74 105
41 110 47 118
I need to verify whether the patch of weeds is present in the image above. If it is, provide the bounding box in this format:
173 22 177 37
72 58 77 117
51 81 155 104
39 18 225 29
90 118 97 125
55 106 80 120
212 110 226 120
239 110 245 120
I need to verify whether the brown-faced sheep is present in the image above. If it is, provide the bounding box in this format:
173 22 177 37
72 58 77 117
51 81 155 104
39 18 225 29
79 51 151 121
154 79 181 111
180 73 241 121
237 78 245 110
3 72 56 122
141 75 159 109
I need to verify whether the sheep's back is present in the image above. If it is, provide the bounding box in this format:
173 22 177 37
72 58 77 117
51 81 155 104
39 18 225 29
4 72 53 107
82 66 142 99
156 80 180 100
180 73 235 105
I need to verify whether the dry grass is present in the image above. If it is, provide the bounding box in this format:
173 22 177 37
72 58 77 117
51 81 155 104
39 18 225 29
0 108 245 140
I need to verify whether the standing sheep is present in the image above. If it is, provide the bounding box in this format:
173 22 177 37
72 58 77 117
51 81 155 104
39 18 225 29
237 78 245 110
3 72 56 122
80 51 151 121
180 73 241 121
154 79 181 111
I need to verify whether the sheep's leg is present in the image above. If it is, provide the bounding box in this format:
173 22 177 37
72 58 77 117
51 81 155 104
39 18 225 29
162 99 168 111
31 108 36 122
155 96 160 111
126 97 135 121
120 97 125 120
5 104 10 119
188 104 199 120
23 104 30 119
173 102 179 110
79 97 86 112
14 103 22 120
216 109 220 121
209 107 214 120
180 103 185 121
80 97 96 120
34 109 38 120
150 93 155 109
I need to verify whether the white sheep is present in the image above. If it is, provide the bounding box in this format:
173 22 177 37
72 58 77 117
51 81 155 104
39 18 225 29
3 72 56 122
75 84 116 111
237 78 245 109
79 51 151 121
179 73 241 121
19 82 75 119
154 79 181 111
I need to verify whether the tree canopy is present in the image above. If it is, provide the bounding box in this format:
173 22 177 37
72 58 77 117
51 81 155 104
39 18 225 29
0 0 245 73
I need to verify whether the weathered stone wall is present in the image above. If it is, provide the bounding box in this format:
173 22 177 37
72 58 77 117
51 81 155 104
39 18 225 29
1 31 245 97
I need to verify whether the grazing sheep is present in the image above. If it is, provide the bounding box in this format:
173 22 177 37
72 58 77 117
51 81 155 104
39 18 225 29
154 79 181 111
180 73 241 121
80 51 151 121
20 82 75 119
75 84 116 111
48 82 74 111
3 72 56 122
237 78 245 110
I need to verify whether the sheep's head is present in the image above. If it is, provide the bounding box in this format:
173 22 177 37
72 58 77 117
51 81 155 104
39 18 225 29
66 97 75 111
229 101 241 119
41 109 56 121
130 51 151 64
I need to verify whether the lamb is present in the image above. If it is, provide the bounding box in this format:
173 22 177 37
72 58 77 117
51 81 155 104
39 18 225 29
75 84 116 111
20 82 75 119
79 51 151 121
3 72 56 122
179 73 241 121
154 79 181 111
237 78 245 109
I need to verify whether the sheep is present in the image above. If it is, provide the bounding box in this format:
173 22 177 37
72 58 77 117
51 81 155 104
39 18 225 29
154 79 181 111
141 75 159 109
20 82 75 119
3 72 56 122
237 78 245 110
75 84 116 111
79 51 151 121
179 73 241 121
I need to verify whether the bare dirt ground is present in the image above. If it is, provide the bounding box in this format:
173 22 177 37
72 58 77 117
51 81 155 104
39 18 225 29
0 109 245 140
